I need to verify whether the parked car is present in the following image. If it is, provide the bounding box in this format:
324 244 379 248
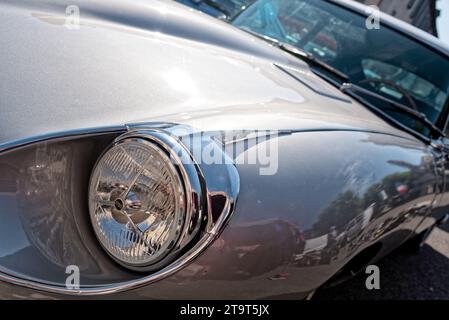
0 0 448 299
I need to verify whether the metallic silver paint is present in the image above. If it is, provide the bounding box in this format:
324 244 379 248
0 0 413 146
0 0 447 299
0 129 440 299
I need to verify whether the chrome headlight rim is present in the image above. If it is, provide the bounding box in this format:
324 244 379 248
88 130 205 272
0 124 239 295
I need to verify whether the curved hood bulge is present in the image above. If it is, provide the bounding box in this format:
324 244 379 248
0 0 412 148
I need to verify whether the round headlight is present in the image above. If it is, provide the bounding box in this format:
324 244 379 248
88 137 187 269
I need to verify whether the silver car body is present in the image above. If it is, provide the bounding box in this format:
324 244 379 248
0 0 448 299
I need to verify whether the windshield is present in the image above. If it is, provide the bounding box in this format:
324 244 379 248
232 0 449 137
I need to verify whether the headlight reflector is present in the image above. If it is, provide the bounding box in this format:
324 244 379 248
88 138 186 269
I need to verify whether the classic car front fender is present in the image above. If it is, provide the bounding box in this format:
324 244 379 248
0 128 438 299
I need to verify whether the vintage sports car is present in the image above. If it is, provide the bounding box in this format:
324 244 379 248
0 0 449 299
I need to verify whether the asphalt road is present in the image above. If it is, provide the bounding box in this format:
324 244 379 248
314 223 449 300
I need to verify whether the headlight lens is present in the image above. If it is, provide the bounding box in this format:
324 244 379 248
88 138 186 269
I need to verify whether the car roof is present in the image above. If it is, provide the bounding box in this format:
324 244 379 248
329 0 449 58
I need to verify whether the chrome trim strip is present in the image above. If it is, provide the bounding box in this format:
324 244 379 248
0 232 224 295
0 125 126 154
0 122 177 154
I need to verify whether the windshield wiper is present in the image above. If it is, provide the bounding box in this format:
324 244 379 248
340 82 444 138
240 28 349 82
240 28 280 45
277 43 350 83
241 29 349 82
240 28 444 139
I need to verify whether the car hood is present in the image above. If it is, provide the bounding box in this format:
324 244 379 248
0 0 413 149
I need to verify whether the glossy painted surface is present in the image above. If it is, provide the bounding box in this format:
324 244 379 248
0 0 412 148
0 129 440 299
0 0 447 299
112 130 438 299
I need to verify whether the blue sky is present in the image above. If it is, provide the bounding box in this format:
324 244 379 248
437 0 449 45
